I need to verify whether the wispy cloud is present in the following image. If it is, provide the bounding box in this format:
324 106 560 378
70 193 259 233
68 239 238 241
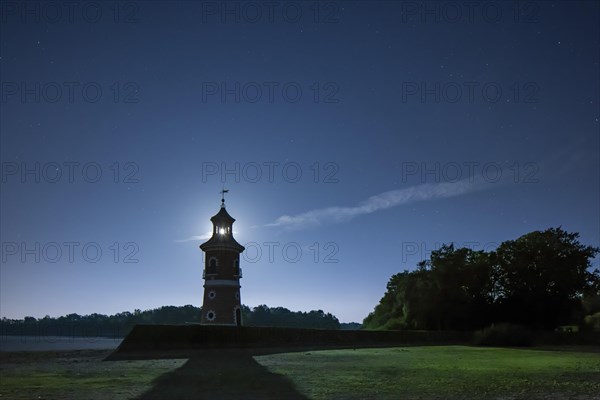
173 232 212 243
266 177 490 230
174 230 240 243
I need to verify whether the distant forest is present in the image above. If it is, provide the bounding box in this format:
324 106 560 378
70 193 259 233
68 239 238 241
0 305 358 337
364 228 600 332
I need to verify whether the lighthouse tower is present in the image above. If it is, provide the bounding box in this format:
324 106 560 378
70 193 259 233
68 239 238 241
199 191 245 326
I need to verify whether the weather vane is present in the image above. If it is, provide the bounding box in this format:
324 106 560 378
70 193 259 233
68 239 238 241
220 188 229 207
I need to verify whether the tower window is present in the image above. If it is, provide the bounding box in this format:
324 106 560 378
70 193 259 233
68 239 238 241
208 257 218 274
208 290 216 300
206 311 216 321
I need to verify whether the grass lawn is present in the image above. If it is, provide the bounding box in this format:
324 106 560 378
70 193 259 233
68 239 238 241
0 350 187 399
1 346 599 399
256 346 600 399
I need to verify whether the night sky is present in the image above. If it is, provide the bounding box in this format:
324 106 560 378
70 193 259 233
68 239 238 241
1 1 599 322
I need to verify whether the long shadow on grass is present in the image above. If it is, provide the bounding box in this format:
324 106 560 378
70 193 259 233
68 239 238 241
134 350 308 400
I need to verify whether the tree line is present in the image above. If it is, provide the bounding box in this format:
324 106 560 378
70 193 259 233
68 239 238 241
0 305 344 337
241 305 341 329
363 228 600 331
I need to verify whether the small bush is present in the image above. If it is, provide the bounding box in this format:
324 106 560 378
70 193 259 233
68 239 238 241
584 312 600 332
474 323 533 347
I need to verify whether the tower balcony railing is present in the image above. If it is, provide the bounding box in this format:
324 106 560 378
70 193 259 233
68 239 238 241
202 270 217 279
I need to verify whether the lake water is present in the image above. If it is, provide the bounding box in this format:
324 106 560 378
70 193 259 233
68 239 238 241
0 335 123 352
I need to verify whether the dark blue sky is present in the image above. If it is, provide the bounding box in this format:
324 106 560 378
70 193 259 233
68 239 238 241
1 1 599 322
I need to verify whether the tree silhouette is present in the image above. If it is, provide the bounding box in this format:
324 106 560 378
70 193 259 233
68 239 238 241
364 228 600 331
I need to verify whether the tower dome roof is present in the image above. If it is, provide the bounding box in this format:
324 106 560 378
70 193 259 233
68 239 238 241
210 206 235 224
200 205 245 253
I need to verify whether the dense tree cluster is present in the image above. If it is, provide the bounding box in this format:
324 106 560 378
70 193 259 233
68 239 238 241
363 228 600 331
0 304 341 337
